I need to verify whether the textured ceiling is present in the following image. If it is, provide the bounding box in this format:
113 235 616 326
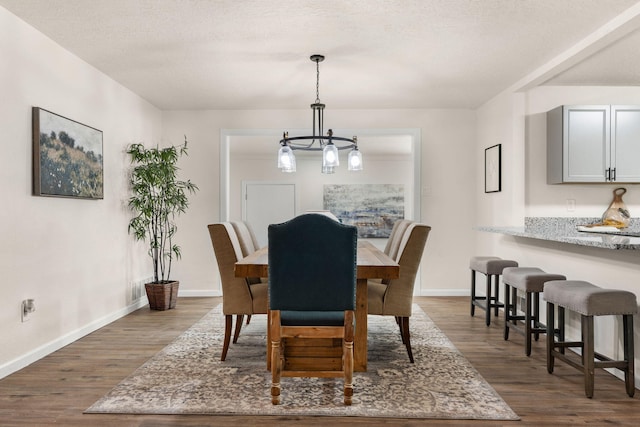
2 0 640 110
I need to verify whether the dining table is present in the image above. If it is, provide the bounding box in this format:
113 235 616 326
234 240 399 372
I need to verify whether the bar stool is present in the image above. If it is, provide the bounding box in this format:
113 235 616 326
470 256 518 326
544 280 637 398
502 267 566 356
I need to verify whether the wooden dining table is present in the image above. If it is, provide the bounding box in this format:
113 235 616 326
234 240 399 372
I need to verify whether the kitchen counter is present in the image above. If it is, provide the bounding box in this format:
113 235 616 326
476 217 640 250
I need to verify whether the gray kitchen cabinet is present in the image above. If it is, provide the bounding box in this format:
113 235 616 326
547 105 640 183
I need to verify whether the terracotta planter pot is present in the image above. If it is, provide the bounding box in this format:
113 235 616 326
145 281 179 310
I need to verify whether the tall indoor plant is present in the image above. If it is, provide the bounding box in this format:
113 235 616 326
127 137 198 310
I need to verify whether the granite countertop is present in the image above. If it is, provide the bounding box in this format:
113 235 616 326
476 217 640 250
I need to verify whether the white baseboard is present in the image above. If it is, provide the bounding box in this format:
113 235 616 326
177 289 221 297
416 289 469 297
179 289 466 298
0 298 148 380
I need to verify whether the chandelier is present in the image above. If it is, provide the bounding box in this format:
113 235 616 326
277 55 363 174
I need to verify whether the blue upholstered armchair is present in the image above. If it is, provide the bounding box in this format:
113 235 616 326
268 213 357 405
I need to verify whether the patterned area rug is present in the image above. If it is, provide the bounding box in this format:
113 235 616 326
85 304 518 420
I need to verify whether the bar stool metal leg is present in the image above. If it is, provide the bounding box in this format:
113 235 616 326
624 314 635 397
511 286 517 325
583 315 595 398
493 275 500 317
503 282 511 340
533 292 540 341
524 292 533 356
470 270 476 317
546 301 555 374
485 273 491 326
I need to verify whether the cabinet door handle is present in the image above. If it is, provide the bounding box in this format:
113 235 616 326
612 168 616 181
606 168 611 181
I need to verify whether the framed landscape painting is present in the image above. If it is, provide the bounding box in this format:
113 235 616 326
32 107 103 199
323 184 404 238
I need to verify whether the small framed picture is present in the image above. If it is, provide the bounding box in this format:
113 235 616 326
32 107 103 199
484 144 501 193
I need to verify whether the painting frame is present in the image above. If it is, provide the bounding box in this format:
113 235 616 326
484 143 501 193
32 107 104 199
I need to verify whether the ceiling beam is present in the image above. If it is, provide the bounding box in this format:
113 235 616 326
511 2 640 92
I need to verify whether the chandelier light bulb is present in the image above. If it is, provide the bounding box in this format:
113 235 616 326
278 145 296 172
348 147 363 171
325 150 336 164
323 143 339 168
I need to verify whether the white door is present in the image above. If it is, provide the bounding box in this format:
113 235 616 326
243 182 296 247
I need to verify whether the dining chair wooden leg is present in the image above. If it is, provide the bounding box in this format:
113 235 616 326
270 311 282 405
246 314 252 325
221 315 233 361
396 316 407 344
344 311 354 405
400 316 414 363
232 314 244 344
270 341 281 405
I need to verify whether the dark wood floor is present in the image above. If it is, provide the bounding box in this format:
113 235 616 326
0 296 638 426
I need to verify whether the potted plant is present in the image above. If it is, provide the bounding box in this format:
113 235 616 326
127 137 198 310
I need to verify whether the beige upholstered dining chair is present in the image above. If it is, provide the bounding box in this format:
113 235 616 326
368 223 431 363
207 222 268 361
379 219 412 284
231 221 261 256
231 221 265 326
383 219 412 260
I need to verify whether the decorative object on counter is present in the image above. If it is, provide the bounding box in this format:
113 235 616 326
601 187 630 228
577 188 631 230
484 144 501 193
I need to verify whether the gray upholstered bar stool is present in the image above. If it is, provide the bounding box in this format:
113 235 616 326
544 280 637 398
470 256 518 326
502 267 566 356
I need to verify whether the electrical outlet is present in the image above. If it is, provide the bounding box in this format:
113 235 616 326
566 199 576 212
22 299 35 322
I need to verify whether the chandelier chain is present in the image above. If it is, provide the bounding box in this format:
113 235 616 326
315 59 321 104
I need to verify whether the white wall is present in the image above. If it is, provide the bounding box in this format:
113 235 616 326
0 8 161 377
162 109 477 296
475 85 640 388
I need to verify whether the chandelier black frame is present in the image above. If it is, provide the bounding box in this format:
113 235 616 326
277 55 362 174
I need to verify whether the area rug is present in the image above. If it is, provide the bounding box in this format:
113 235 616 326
85 304 518 420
